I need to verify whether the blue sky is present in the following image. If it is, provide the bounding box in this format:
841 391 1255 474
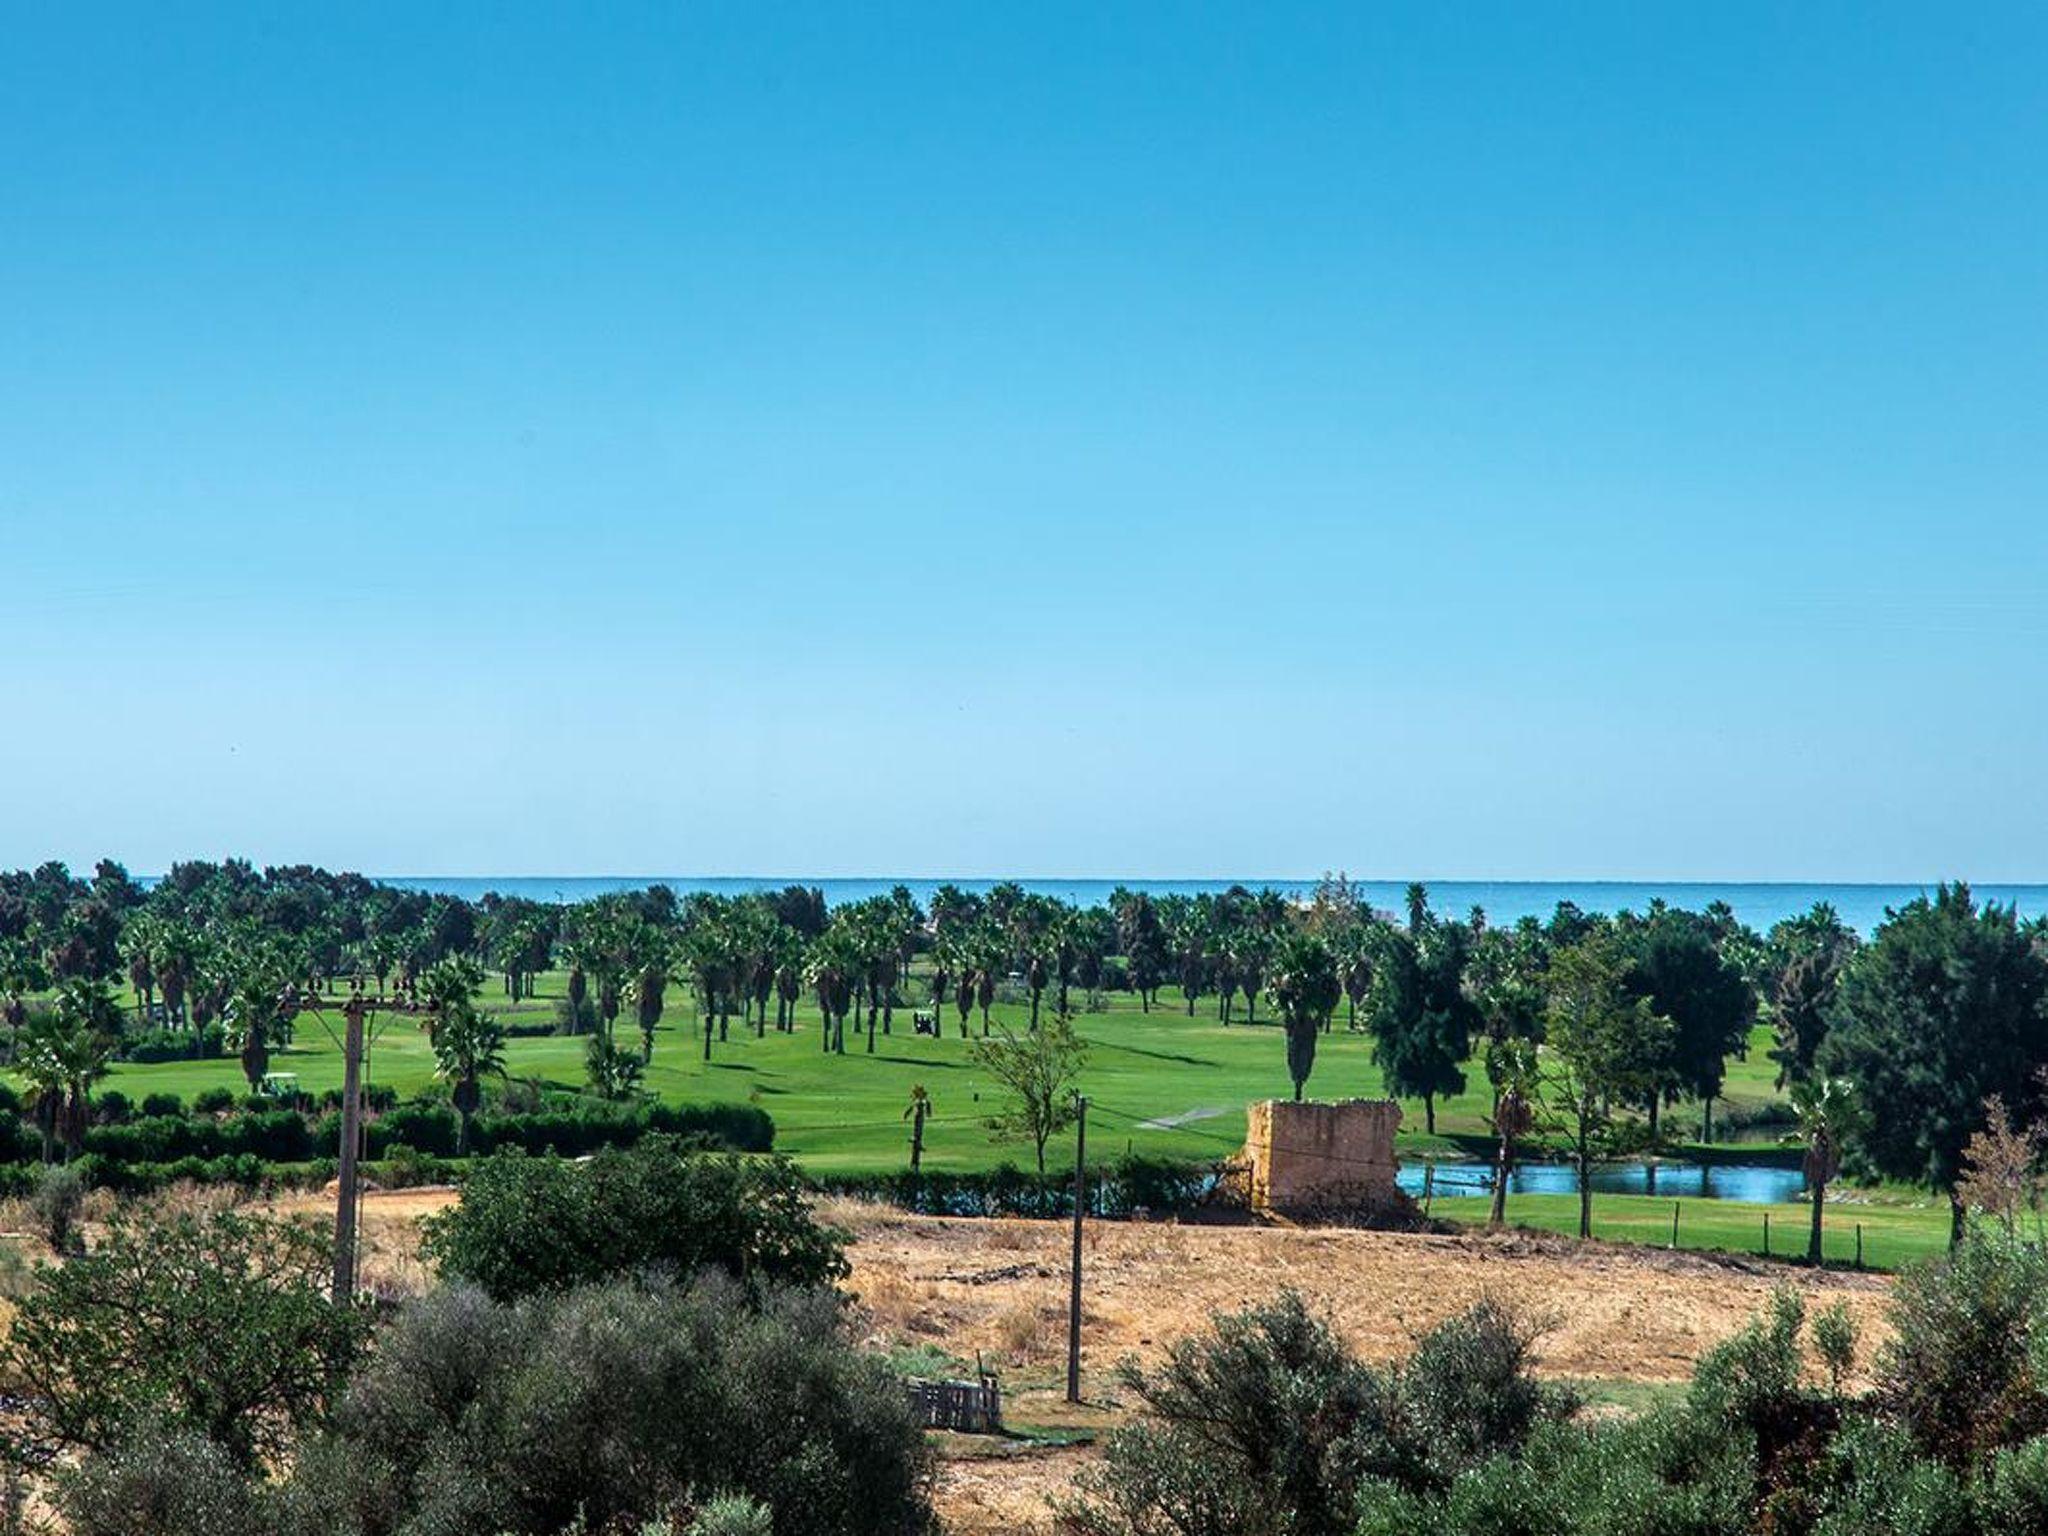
4 4 2045 879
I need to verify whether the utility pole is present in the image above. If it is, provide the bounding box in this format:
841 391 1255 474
308 984 429 1306
332 991 368 1303
1067 1094 1087 1405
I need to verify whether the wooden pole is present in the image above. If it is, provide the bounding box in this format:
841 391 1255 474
1066 1095 1087 1405
333 993 367 1304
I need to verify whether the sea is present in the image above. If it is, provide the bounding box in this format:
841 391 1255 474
369 878 2048 935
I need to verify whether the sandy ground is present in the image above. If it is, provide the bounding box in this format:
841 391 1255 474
257 1187 1892 1535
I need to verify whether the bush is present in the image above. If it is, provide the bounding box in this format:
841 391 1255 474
1401 1295 1577 1480
814 1154 1213 1219
56 1421 271 1536
421 1138 847 1300
93 1091 132 1125
1 1208 367 1467
1065 1290 1568 1536
193 1088 235 1115
1354 1410 1754 1536
1881 1232 2048 1464
122 1027 224 1064
311 1276 935 1536
31 1163 87 1256
689 1495 774 1536
139 1093 185 1119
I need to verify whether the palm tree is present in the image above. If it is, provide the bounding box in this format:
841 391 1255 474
122 916 159 1024
975 966 996 1036
954 970 975 1038
904 1084 932 1174
19 1001 113 1163
433 1009 508 1154
633 963 667 1062
775 957 801 1033
1484 1037 1542 1229
1235 930 1271 1026
585 1030 643 1101
1267 933 1340 1102
806 930 857 1055
16 1025 71 1163
1787 1077 1860 1264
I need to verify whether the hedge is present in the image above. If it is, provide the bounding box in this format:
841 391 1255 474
813 1154 1217 1219
5 1100 777 1182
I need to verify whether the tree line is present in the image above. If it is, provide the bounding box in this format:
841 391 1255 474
5 860 2045 1243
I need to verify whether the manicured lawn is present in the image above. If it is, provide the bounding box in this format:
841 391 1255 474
1426 1189 1953 1271
67 970 1803 1175
60 969 1968 1268
96 974 1496 1175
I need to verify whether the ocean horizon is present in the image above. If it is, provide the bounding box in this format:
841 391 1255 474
335 877 2048 935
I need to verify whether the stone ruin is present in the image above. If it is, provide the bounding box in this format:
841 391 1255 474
1240 1098 1404 1217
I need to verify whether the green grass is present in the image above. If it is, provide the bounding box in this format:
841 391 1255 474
47 970 1966 1266
95 974 1488 1175
1425 1189 1952 1271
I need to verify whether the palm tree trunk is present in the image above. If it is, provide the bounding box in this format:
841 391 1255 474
1576 1124 1593 1240
1807 1176 1826 1264
1489 1135 1512 1228
1424 1094 1436 1136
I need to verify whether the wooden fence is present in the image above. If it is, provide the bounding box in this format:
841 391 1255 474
906 1373 1002 1434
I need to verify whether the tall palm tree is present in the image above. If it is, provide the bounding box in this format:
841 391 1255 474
1484 1036 1542 1229
16 1026 72 1164
1267 933 1340 1102
633 963 667 1061
434 1009 508 1154
775 956 802 1033
974 966 996 1036
122 915 159 1024
1788 1077 1861 1265
19 1004 112 1163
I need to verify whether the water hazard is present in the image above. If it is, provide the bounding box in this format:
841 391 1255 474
1398 1159 1809 1204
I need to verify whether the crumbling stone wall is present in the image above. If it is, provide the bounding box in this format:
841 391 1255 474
1242 1098 1402 1214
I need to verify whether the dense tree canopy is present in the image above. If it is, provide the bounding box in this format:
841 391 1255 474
1819 884 2048 1241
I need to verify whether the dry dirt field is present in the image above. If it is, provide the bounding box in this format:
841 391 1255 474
277 1188 1892 1536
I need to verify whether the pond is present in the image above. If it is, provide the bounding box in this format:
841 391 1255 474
1397 1159 1809 1204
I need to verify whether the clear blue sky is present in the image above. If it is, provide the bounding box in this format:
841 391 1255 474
4 4 2045 880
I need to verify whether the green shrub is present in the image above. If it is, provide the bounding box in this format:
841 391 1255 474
313 1276 934 1536
1811 1418 1975 1536
138 1093 184 1118
1065 1290 1569 1536
192 1087 235 1115
1355 1411 1753 1536
2 1208 367 1467
420 1138 846 1300
688 1494 774 1536
1981 1435 2048 1536
122 1026 224 1064
55 1421 271 1536
1881 1232 2048 1464
31 1163 87 1256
